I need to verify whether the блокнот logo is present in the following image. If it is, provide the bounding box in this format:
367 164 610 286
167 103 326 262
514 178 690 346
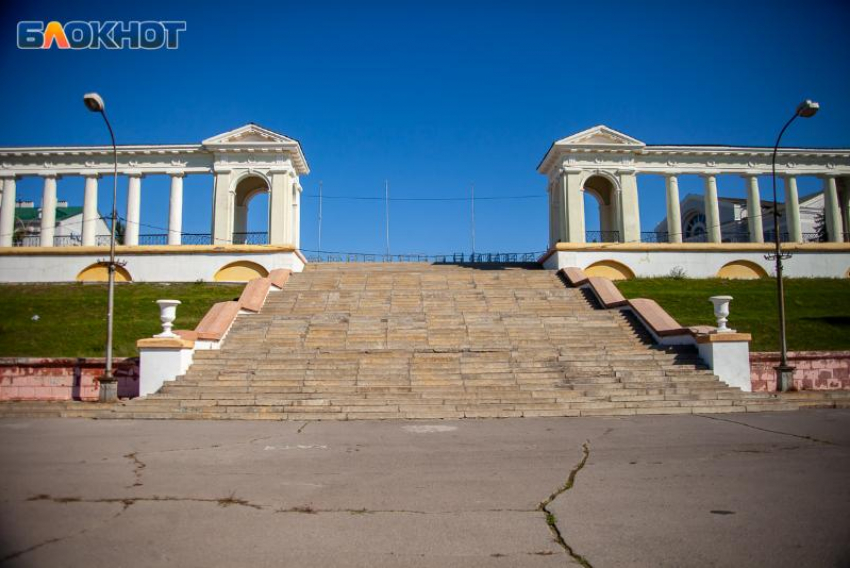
18 21 186 49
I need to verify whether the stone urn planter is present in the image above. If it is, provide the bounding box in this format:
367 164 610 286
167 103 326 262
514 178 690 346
154 299 182 338
709 295 734 333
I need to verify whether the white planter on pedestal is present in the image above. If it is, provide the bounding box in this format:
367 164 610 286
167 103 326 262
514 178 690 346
138 299 194 397
709 295 734 333
155 299 182 338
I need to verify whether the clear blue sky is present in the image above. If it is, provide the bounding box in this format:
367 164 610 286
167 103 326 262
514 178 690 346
1 0 849 254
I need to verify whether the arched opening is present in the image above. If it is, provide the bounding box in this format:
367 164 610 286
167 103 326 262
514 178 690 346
716 260 768 280
77 262 132 282
582 175 620 243
214 260 269 282
683 212 707 242
585 260 635 280
233 175 269 244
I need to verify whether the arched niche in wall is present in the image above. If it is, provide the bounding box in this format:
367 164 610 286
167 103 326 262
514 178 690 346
214 260 269 283
584 260 635 281
76 262 132 282
716 260 768 280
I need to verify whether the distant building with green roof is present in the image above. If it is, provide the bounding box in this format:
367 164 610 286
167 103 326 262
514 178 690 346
13 201 110 246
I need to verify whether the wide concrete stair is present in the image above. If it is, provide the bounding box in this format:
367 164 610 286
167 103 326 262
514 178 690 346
51 262 828 420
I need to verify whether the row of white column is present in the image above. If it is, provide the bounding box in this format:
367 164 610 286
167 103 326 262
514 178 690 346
0 171 185 247
664 172 848 244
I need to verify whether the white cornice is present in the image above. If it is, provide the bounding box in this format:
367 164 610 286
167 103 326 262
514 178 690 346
539 128 850 177
0 144 202 156
0 123 311 176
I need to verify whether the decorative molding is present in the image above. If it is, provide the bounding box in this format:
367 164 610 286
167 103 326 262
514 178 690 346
539 125 850 177
0 124 310 177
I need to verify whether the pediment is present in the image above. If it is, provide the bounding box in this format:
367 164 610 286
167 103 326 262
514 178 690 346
203 124 297 146
554 125 644 148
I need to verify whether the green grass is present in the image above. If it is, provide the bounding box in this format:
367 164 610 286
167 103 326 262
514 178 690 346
615 278 850 352
0 283 244 357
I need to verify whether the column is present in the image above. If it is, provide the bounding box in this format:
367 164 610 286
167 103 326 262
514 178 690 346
613 187 623 243
233 204 248 243
125 172 142 246
82 174 99 246
783 175 802 243
557 173 568 242
0 175 16 247
211 169 232 244
702 174 721 243
842 176 850 241
618 170 641 242
664 173 682 243
823 175 842 243
40 174 58 247
293 183 301 249
562 169 584 242
268 169 292 245
167 171 184 245
547 182 556 246
743 174 764 243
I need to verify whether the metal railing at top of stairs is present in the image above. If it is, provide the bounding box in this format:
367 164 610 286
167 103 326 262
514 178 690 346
303 251 547 264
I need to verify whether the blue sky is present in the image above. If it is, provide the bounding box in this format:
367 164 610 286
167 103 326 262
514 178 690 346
1 0 849 254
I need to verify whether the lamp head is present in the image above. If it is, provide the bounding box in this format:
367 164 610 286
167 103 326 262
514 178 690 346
796 99 819 118
83 93 105 113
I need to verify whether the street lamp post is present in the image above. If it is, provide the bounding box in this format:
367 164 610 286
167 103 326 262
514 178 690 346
83 93 120 403
768 99 819 392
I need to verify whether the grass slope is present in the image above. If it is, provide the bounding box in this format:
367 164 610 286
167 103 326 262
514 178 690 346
0 283 243 358
615 278 850 352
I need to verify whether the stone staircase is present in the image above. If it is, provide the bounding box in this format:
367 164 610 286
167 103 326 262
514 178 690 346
57 262 808 420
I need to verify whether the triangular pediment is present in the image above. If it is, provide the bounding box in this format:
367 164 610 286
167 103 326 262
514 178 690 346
554 125 644 148
202 123 310 174
202 123 297 146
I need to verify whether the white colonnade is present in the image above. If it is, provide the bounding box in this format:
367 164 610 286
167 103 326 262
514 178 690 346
0 124 308 249
540 126 850 246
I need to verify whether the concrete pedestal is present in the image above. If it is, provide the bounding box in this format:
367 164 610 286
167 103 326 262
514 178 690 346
137 337 195 397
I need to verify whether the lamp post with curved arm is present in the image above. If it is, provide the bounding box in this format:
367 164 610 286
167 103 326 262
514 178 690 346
83 92 120 403
768 99 819 392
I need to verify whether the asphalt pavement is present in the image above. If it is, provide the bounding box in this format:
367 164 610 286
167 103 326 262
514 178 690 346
1 410 848 567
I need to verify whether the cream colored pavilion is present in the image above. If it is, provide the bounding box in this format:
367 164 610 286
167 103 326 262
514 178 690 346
0 123 308 249
538 125 850 245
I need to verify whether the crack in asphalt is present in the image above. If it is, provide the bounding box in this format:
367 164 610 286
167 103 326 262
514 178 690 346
696 414 836 446
127 434 280 458
0 527 90 564
124 452 146 488
11 489 559 563
1 497 134 564
538 441 592 568
27 492 263 511
23 494 538 516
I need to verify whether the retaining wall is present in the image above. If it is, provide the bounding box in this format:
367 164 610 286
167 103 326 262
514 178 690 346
0 358 139 401
750 351 850 392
